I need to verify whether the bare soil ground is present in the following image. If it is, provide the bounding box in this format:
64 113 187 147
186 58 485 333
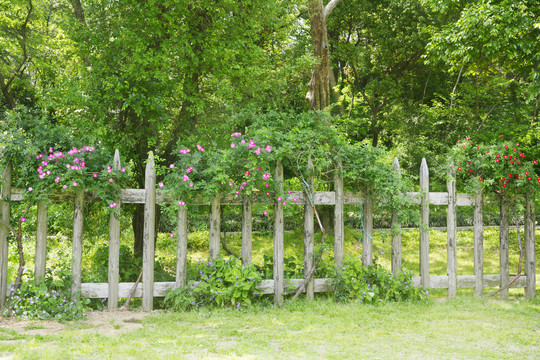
0 310 148 337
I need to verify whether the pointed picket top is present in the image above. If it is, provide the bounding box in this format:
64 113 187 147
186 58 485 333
419 158 430 288
393 157 401 175
146 151 155 176
113 149 122 170
420 158 428 181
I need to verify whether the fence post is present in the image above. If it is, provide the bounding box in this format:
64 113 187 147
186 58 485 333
391 157 402 274
35 200 48 281
241 193 252 265
334 163 344 269
108 149 121 310
304 157 315 299
0 163 12 307
419 158 430 288
499 197 509 299
524 191 536 299
473 188 484 297
176 204 188 288
447 163 457 298
142 152 156 311
273 161 284 306
209 193 221 260
362 192 373 266
71 191 84 301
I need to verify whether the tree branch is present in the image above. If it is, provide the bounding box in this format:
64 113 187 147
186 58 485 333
324 0 342 18
69 0 86 24
220 233 262 272
5 0 33 91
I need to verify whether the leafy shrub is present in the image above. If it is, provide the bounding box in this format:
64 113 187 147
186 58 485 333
3 268 89 321
260 250 336 280
332 257 427 303
164 256 263 311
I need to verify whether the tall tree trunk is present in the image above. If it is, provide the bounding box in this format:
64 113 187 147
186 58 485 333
69 0 86 23
371 111 379 147
0 77 16 109
306 0 342 111
306 1 342 233
132 204 161 258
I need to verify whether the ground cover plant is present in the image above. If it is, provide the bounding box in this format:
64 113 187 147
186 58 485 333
2 268 89 321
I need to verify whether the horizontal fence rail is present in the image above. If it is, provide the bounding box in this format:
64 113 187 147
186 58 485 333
0 153 537 310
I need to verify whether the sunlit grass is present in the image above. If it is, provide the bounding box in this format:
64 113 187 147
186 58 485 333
4 297 540 359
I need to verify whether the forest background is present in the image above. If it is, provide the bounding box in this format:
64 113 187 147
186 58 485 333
1 0 539 255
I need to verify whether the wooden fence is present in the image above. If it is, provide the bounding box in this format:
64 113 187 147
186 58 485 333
0 151 537 311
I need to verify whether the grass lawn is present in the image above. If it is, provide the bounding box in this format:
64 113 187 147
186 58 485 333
0 297 538 359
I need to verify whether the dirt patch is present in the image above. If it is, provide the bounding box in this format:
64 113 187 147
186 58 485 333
0 310 149 337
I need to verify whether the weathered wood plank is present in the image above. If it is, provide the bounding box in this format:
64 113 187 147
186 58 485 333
499 198 509 299
304 158 315 300
391 157 402 274
403 192 474 206
447 163 457 299
0 163 12 307
209 194 221 260
273 161 284 306
82 282 176 298
524 192 536 299
411 274 529 289
9 187 482 207
362 194 373 266
71 191 84 301
35 200 47 280
176 205 188 288
474 189 484 297
108 149 122 310
257 278 334 295
241 194 252 265
142 153 156 311
334 166 344 269
80 278 335 298
80 274 529 298
419 158 430 288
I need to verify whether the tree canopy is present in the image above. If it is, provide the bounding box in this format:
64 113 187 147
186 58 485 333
1 0 538 189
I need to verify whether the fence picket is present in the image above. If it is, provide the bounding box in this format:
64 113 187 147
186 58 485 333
71 191 84 301
474 189 484 297
176 205 188 288
108 149 121 310
362 193 373 266
334 164 344 269
524 192 536 299
447 163 457 298
142 152 156 311
499 198 509 299
241 193 252 265
273 161 284 306
35 201 47 280
420 158 430 288
209 194 221 260
391 157 402 274
304 158 315 300
0 163 12 307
